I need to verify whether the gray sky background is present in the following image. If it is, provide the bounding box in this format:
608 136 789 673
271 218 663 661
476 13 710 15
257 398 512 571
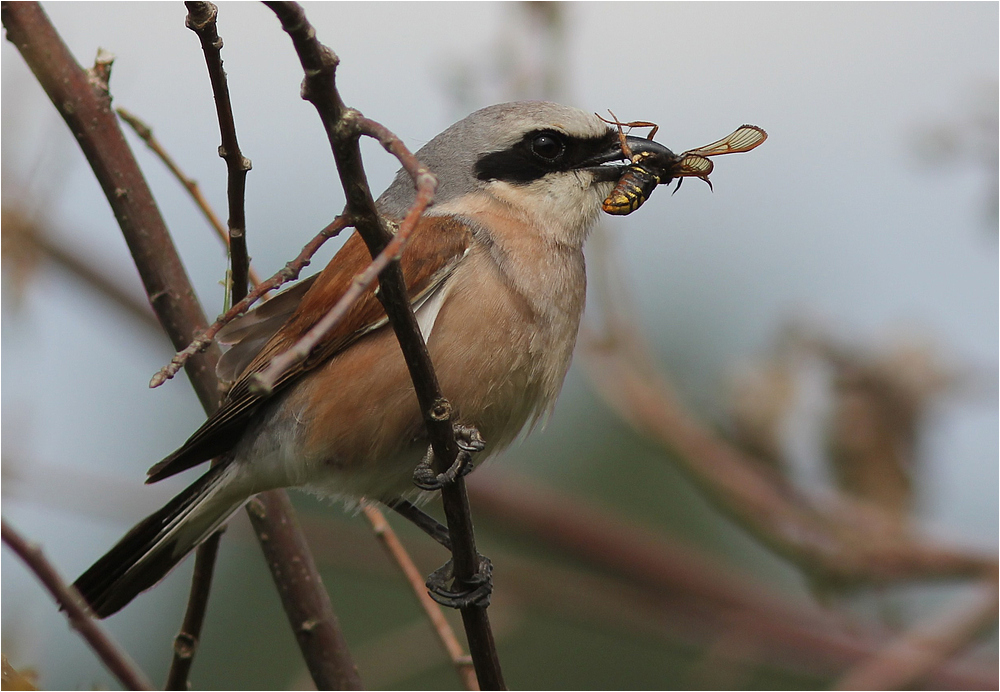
2 3 997 688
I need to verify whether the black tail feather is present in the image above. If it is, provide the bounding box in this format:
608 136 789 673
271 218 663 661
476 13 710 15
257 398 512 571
74 463 236 618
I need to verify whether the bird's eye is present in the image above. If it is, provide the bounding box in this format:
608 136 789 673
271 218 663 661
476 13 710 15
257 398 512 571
530 133 565 160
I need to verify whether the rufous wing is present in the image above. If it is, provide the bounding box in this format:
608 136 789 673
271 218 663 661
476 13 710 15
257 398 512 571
146 215 473 483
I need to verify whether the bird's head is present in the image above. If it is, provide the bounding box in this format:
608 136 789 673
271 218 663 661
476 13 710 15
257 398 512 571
378 101 675 245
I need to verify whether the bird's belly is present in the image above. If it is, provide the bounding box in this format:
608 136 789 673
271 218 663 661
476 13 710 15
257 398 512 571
232 268 575 503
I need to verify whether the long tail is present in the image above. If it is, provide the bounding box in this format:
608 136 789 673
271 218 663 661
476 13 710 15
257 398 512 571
74 462 247 618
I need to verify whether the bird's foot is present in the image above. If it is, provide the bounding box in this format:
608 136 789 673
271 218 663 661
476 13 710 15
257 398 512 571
425 554 493 608
412 425 485 491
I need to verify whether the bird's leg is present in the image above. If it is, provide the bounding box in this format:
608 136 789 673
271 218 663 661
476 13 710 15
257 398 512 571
411 424 485 490
385 498 494 608
386 498 451 550
392 424 494 608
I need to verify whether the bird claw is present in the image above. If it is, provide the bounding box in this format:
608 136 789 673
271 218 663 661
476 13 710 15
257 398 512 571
425 555 493 608
412 425 484 491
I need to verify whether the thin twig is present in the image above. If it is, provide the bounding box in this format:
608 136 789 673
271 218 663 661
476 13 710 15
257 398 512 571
835 578 999 690
2 6 359 689
165 4 254 686
165 528 223 690
1 519 154 691
116 107 264 289
184 0 252 302
362 505 479 691
150 215 349 388
249 208 425 393
264 3 505 687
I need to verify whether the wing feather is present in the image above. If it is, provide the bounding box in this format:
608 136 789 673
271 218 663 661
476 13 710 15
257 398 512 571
147 215 472 483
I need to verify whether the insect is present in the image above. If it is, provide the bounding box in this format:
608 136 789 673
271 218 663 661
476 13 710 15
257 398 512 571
598 112 767 215
602 154 667 215
672 124 768 192
598 112 672 215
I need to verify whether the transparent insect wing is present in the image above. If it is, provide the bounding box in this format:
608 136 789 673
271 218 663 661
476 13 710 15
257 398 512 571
683 125 767 158
678 154 714 178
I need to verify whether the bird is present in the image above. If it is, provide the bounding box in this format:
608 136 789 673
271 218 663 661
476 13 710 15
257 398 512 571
73 101 677 618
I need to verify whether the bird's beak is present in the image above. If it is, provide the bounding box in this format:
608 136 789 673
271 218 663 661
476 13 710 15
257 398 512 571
581 135 678 182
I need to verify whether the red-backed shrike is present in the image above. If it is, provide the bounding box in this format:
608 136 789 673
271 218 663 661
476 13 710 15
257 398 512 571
74 101 677 617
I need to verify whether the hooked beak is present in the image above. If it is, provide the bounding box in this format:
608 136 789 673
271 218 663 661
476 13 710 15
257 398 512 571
581 135 678 182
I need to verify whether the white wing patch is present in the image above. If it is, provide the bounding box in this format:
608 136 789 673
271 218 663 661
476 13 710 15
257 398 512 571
413 276 453 341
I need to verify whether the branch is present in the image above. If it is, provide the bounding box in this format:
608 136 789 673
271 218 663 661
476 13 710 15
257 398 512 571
835 578 999 690
247 119 435 398
183 0 251 303
264 3 505 687
2 5 360 689
362 505 479 691
1 519 154 691
165 526 223 690
1 0 220 409
150 215 349 388
247 494 362 689
116 107 264 289
166 5 255 686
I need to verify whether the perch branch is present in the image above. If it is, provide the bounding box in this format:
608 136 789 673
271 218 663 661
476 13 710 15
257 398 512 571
265 2 505 687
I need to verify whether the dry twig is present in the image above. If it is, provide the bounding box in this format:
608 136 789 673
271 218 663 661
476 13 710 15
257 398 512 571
1 520 154 691
362 505 479 690
150 215 349 388
116 107 264 289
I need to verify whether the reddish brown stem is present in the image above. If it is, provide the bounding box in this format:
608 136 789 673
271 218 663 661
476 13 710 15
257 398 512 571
150 215 349 388
1 520 154 691
362 506 479 690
